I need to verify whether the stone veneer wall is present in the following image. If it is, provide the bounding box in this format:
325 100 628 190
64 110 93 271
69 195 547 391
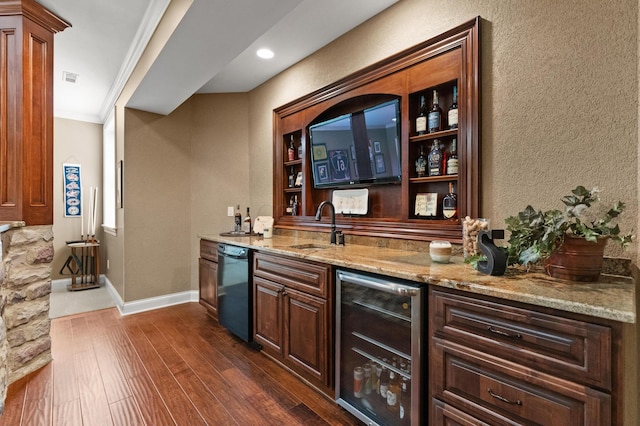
0 225 54 412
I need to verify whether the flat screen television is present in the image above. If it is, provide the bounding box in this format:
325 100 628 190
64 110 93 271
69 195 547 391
308 99 401 189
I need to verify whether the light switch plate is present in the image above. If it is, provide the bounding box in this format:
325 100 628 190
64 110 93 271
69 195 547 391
227 206 234 216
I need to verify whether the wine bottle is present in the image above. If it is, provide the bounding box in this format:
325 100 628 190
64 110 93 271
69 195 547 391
386 370 400 414
446 138 458 175
428 90 442 133
286 197 294 215
427 139 443 176
234 205 242 232
448 85 458 129
288 166 295 188
415 95 427 135
379 367 389 399
399 376 411 424
288 135 295 161
292 195 299 216
442 182 458 219
243 207 252 234
415 145 427 177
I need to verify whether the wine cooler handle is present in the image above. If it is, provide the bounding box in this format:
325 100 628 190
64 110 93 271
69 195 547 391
337 270 420 296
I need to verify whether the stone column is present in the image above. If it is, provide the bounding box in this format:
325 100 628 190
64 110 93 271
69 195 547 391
1 225 54 389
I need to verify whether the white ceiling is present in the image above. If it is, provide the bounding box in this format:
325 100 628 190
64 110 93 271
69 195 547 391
38 0 398 124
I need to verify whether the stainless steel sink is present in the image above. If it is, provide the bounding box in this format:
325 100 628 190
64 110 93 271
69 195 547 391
290 243 331 250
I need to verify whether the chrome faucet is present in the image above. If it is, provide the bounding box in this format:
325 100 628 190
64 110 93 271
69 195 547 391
315 201 344 245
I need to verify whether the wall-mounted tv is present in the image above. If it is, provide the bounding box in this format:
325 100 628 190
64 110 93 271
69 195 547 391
308 99 401 189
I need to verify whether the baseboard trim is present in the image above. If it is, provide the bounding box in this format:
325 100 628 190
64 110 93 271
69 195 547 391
115 289 199 317
51 276 199 317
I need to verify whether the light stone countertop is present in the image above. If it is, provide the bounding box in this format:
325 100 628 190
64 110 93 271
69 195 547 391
200 233 636 324
0 221 25 234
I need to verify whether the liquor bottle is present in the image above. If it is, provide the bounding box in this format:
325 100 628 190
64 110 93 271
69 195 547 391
234 205 242 232
448 85 458 129
428 90 442 133
288 166 295 188
446 138 458 175
242 207 252 234
292 195 299 216
286 197 294 215
386 370 400 414
442 182 458 219
297 141 303 160
440 140 447 174
415 145 427 177
427 139 443 176
415 95 427 135
288 135 295 161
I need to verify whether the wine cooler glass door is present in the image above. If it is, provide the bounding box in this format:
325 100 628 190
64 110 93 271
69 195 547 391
336 270 423 426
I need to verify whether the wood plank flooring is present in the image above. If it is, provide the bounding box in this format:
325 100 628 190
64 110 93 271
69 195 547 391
0 303 361 425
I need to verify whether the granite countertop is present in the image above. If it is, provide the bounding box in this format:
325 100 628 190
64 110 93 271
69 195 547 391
200 233 636 324
0 221 25 233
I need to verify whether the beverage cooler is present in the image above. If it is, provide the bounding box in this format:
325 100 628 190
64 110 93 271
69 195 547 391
336 270 424 426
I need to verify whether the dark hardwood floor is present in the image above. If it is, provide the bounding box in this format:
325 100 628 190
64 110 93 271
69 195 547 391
0 303 361 425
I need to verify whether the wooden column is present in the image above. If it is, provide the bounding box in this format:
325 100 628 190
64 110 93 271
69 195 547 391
0 0 70 225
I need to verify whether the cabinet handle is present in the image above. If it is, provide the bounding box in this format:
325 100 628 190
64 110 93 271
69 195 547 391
487 325 522 339
487 388 522 406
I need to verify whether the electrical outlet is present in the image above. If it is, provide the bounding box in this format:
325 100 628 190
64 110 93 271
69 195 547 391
227 206 234 217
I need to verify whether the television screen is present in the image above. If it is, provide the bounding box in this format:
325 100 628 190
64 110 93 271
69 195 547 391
309 99 401 189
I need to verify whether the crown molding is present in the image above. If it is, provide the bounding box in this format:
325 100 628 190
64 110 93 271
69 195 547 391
97 0 171 123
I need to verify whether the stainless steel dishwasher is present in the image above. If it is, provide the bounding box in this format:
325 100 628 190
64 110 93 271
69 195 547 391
217 243 252 343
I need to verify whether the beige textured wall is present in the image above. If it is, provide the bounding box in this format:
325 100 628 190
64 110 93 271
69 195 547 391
249 0 639 262
122 105 192 301
189 93 250 289
52 118 103 280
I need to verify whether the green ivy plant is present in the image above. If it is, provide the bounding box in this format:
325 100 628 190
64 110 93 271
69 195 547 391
504 186 633 267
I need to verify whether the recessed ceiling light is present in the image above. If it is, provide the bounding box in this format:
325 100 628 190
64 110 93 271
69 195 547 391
256 48 274 59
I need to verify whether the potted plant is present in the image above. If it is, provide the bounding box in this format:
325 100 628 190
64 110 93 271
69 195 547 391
504 186 633 281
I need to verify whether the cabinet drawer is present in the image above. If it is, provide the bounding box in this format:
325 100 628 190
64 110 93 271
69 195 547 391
200 240 218 262
253 252 330 298
432 338 611 426
430 289 611 390
432 398 492 426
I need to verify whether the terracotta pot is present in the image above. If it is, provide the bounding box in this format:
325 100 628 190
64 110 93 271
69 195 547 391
545 236 608 282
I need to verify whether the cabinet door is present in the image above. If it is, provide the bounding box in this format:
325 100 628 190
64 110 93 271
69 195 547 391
253 276 284 355
198 258 217 318
283 287 328 386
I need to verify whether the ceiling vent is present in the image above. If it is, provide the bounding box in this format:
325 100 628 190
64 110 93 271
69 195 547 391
62 71 79 84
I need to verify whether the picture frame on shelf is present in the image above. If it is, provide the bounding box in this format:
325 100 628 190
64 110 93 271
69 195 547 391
415 193 438 217
295 171 303 187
